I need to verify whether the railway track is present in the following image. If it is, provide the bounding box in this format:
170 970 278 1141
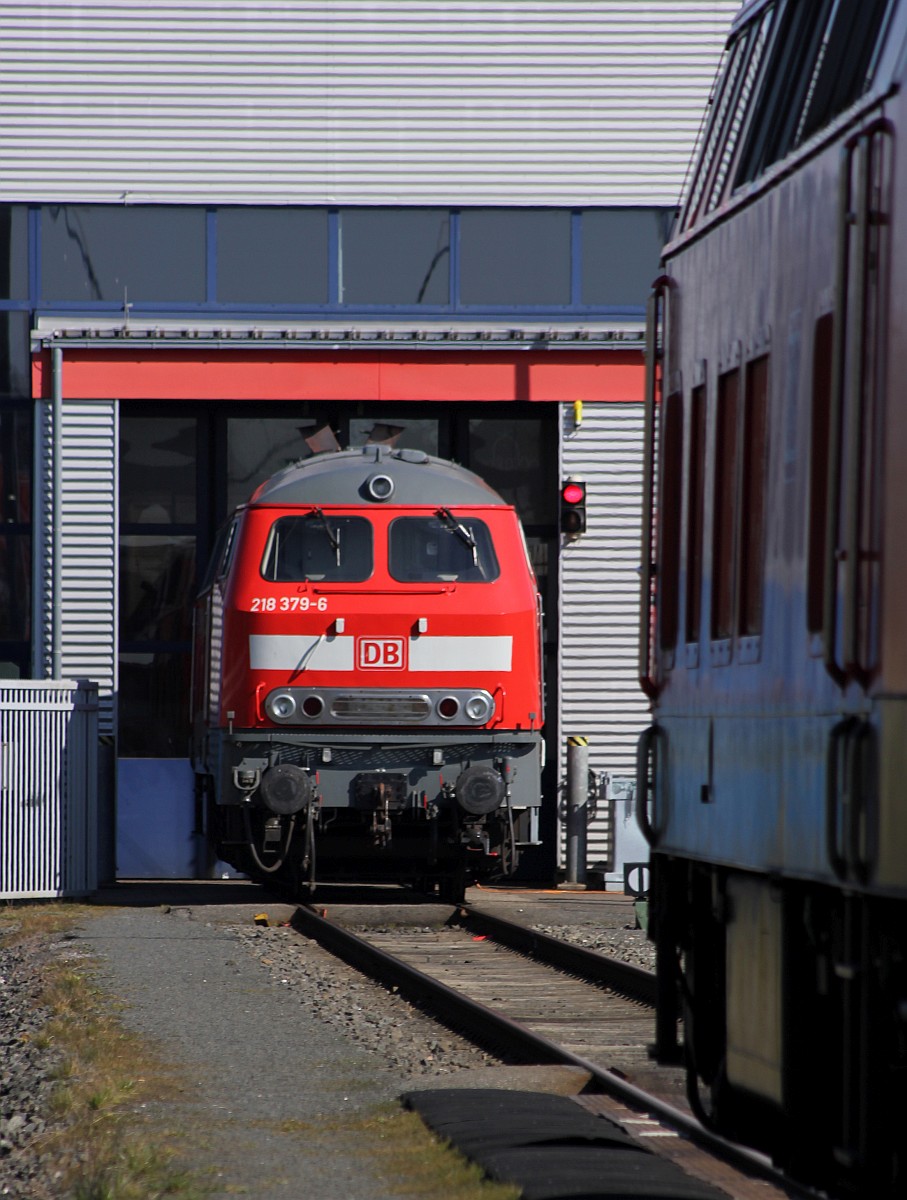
293 899 818 1200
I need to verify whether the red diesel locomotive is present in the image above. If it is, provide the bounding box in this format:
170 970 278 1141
191 445 543 900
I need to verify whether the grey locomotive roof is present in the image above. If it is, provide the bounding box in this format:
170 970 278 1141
247 446 508 508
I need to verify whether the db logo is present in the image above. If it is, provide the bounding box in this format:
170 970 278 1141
357 637 406 670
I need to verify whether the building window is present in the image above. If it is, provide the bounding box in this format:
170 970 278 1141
459 209 570 306
466 417 556 527
22 203 664 315
41 205 206 303
118 651 193 758
227 416 330 512
581 210 669 308
0 404 31 676
120 416 198 525
119 536 196 644
348 416 439 457
217 208 329 304
119 415 199 756
339 209 450 305
0 313 30 398
0 206 28 301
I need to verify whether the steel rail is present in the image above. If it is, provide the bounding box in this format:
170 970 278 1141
292 903 818 1198
455 903 657 1006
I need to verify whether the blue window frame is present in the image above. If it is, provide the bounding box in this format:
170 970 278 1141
0 204 667 331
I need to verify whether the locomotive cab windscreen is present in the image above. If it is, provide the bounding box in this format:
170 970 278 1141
262 513 373 582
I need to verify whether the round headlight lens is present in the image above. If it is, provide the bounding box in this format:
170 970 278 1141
301 694 324 719
366 473 395 501
269 692 297 720
437 696 460 720
464 693 493 722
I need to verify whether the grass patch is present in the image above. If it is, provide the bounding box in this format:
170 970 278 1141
278 1105 520 1199
2 905 517 1198
0 902 211 1200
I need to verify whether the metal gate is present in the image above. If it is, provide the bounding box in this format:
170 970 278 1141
1 680 99 899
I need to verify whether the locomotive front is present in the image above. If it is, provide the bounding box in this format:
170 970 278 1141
191 446 543 900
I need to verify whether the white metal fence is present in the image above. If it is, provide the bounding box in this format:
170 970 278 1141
1 680 99 900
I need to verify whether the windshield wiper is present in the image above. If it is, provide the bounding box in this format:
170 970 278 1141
312 507 341 562
437 506 478 565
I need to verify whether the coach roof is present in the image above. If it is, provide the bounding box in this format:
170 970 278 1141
247 445 508 508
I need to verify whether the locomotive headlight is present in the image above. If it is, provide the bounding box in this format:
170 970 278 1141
366 473 395 501
267 691 297 721
464 692 494 723
437 696 460 720
301 694 324 719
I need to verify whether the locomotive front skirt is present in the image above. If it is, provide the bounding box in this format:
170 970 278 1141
191 445 544 900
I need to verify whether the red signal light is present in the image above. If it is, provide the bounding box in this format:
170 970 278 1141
560 479 587 535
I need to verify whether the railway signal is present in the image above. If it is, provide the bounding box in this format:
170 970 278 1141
560 478 586 536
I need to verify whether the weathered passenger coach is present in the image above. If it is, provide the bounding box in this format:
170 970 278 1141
191 445 543 900
639 1 907 1195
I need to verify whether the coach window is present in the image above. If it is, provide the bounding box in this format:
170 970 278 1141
686 383 706 644
261 515 373 583
41 206 205 303
796 0 893 146
684 28 750 226
389 516 500 584
735 0 827 183
711 367 740 641
338 209 450 306
735 0 892 186
459 210 570 306
738 356 769 635
807 315 834 634
657 392 683 653
217 208 328 305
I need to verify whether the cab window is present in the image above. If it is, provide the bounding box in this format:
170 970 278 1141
261 513 372 582
389 513 499 583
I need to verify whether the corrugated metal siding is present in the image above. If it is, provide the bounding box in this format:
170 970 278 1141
0 680 99 899
33 398 118 737
557 400 650 872
0 1 738 205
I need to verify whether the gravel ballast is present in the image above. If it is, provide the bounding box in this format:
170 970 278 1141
0 890 648 1198
0 933 67 1200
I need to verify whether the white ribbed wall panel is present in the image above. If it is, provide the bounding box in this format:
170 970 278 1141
558 401 650 872
33 398 118 737
0 680 99 899
0 1 739 205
